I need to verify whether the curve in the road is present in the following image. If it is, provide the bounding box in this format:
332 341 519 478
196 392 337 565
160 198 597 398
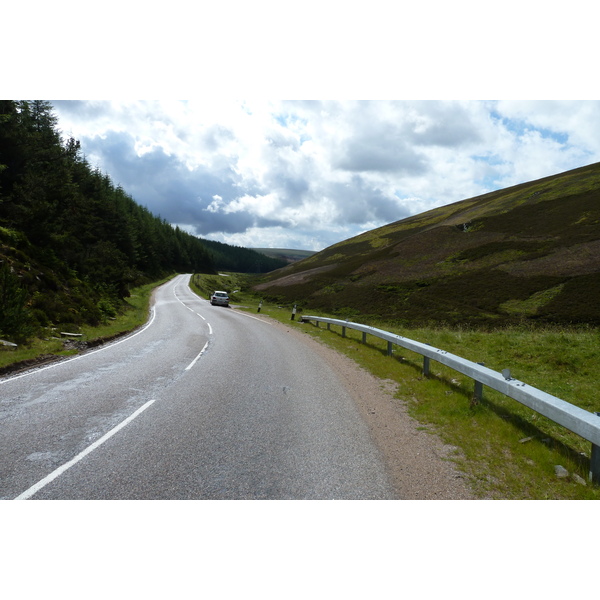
2 275 396 499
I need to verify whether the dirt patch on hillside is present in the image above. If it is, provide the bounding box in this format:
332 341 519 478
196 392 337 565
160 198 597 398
266 316 477 500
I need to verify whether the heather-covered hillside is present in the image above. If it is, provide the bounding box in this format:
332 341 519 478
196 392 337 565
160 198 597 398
254 162 600 327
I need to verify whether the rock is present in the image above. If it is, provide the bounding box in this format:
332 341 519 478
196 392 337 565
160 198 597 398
519 436 533 443
62 339 88 351
554 465 569 478
572 473 587 486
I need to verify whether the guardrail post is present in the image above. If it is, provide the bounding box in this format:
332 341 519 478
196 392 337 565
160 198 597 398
473 363 485 403
342 325 346 338
423 356 430 376
327 323 330 330
362 331 367 344
590 445 600 484
590 413 600 484
387 341 393 356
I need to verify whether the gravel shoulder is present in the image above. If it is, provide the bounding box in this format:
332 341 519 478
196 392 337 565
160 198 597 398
267 316 476 500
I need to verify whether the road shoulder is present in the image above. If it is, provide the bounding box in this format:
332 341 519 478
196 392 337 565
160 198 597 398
266 317 476 500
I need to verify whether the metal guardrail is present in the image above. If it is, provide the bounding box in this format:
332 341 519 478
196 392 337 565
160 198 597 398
301 315 600 483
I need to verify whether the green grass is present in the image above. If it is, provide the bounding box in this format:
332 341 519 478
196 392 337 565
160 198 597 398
0 336 78 368
79 277 173 339
232 291 600 499
0 276 174 372
500 285 566 316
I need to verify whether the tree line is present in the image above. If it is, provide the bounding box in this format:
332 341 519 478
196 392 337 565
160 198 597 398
0 100 285 341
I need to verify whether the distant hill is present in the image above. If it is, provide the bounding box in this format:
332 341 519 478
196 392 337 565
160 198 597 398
200 240 288 273
253 162 600 328
252 248 317 263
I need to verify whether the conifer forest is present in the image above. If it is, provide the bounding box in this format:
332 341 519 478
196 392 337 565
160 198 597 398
0 100 284 342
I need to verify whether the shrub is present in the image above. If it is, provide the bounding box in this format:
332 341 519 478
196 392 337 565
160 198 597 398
0 262 36 342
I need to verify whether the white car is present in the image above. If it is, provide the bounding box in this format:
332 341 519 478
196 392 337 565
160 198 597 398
210 291 230 307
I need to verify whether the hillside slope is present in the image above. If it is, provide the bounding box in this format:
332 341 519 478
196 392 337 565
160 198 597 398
254 162 600 327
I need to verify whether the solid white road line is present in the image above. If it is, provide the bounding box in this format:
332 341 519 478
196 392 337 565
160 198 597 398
14 399 156 500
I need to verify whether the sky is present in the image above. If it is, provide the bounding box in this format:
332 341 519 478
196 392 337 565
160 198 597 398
49 99 600 251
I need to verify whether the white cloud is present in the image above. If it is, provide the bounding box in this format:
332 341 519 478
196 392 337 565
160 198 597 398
205 195 225 214
225 193 280 217
51 99 600 251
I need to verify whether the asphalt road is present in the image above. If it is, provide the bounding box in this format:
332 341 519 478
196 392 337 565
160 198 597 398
0 275 396 499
